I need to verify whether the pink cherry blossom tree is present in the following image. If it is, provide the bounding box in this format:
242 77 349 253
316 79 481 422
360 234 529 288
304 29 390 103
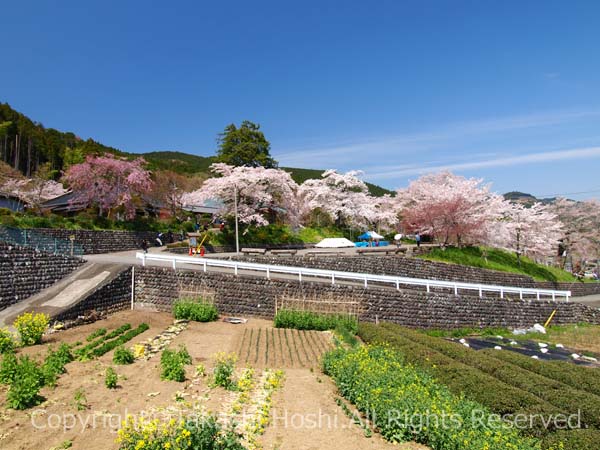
487 202 563 261
0 162 67 211
298 170 392 230
395 171 507 246
182 163 300 226
63 154 153 219
551 197 600 263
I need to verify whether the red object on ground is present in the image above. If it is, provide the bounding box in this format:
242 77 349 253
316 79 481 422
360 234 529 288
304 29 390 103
200 246 205 256
189 247 193 256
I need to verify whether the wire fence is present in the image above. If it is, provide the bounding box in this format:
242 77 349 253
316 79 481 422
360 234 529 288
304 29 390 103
0 225 84 257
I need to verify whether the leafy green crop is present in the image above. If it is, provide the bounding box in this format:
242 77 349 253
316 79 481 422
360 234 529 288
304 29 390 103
173 298 219 322
160 345 192 382
274 309 357 333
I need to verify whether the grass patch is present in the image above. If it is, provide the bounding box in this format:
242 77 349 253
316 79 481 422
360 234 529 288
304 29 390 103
295 226 344 243
420 246 577 282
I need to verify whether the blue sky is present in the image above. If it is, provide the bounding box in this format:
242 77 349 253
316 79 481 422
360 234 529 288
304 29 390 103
1 0 600 198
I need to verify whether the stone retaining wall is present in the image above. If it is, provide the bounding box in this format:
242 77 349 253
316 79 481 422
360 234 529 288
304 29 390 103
0 242 85 310
133 267 600 329
225 255 600 296
537 281 600 297
226 255 537 288
54 267 132 322
34 229 158 254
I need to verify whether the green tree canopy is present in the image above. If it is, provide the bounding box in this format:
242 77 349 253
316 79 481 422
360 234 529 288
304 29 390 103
216 120 277 168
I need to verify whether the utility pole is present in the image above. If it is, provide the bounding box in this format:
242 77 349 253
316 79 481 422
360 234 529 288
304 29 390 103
234 185 240 254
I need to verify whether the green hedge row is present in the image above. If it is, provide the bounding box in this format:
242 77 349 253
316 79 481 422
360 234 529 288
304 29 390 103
480 348 600 397
380 323 600 430
358 323 561 437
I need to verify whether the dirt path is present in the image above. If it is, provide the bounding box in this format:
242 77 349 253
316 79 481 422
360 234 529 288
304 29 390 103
260 368 428 450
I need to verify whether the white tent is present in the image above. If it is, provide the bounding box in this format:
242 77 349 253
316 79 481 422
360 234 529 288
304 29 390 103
369 231 384 240
314 238 356 248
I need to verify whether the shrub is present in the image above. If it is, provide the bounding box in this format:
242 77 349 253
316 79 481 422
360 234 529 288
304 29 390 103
13 312 49 346
113 346 135 365
0 328 15 353
42 343 73 386
541 429 600 449
212 352 237 390
274 309 357 333
160 345 192 382
6 356 44 409
105 367 118 389
0 351 19 384
482 347 600 397
323 345 540 449
173 297 219 322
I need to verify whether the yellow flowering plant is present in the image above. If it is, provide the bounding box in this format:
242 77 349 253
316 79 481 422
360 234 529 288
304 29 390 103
13 312 49 346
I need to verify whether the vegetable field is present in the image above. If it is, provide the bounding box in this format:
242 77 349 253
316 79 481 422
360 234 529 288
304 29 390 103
236 327 333 368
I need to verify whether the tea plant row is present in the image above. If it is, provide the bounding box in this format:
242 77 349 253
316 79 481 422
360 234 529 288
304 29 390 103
359 323 600 450
323 344 542 450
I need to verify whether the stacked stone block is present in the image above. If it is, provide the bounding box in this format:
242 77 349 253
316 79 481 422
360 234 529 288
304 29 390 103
33 229 158 254
0 242 85 310
133 267 600 329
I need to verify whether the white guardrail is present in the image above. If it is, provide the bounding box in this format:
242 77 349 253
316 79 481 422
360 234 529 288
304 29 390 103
135 252 571 302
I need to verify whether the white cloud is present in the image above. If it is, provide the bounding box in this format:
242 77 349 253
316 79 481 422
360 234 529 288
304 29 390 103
363 147 600 180
274 109 600 168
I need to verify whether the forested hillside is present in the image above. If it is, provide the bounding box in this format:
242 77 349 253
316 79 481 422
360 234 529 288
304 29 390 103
0 103 124 176
0 102 392 196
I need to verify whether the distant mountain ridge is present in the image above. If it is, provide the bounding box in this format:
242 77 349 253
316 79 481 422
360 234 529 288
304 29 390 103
503 191 557 205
